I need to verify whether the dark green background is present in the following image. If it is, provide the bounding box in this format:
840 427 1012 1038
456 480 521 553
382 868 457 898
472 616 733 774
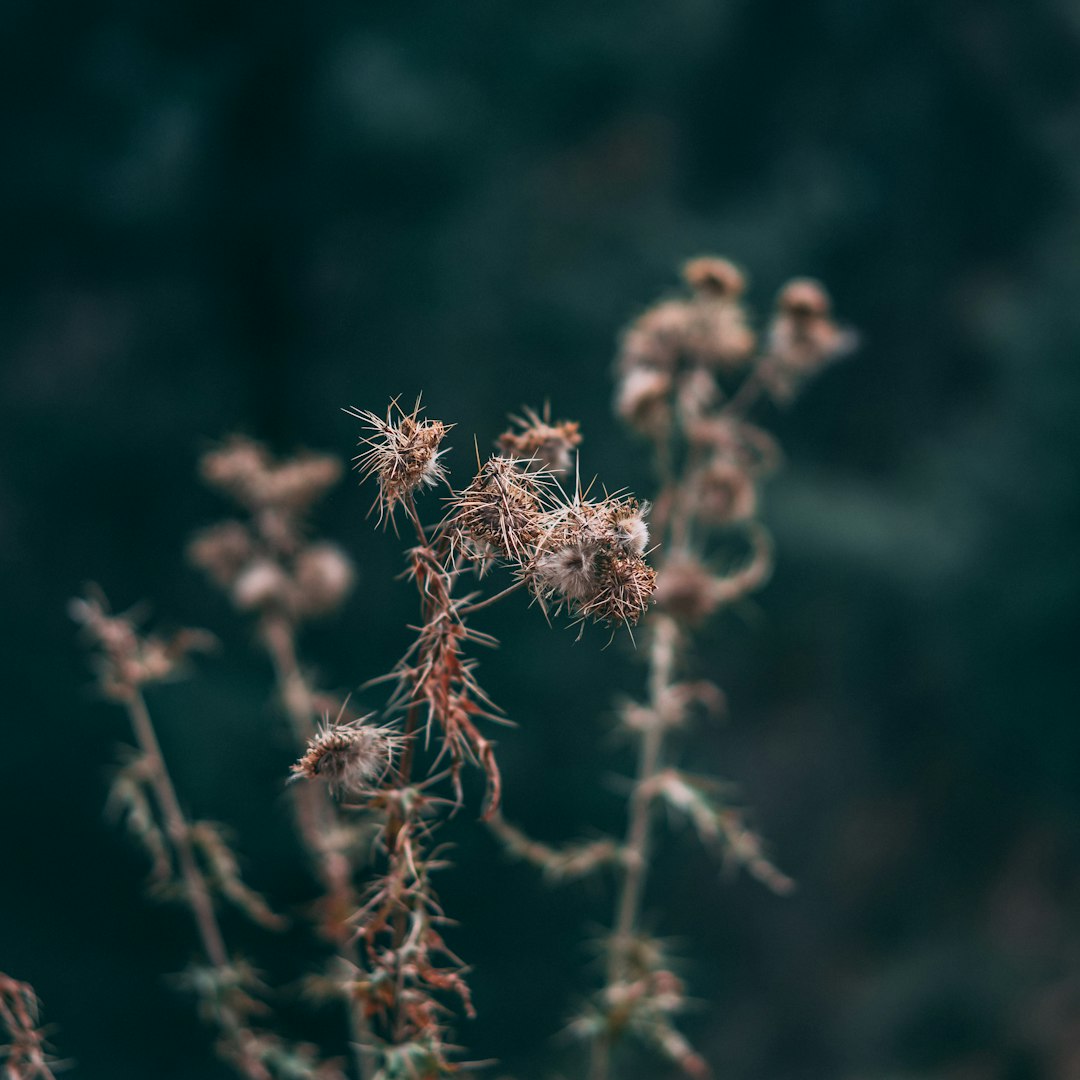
3 1 1079 1077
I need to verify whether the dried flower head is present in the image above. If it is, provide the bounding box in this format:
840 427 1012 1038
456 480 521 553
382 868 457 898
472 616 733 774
652 552 722 625
70 590 215 699
615 367 672 438
200 436 341 515
618 301 692 375
231 558 291 612
347 399 449 524
187 521 254 589
497 405 582 475
449 455 551 564
682 256 746 298
681 291 756 371
578 551 658 629
530 497 656 627
762 278 857 402
777 277 831 317
291 716 404 797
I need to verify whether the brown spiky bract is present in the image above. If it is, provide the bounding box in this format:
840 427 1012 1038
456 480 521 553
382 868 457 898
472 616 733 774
485 257 853 1079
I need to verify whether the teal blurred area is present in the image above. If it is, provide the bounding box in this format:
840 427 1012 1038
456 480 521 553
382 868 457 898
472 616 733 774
2 1 1079 1077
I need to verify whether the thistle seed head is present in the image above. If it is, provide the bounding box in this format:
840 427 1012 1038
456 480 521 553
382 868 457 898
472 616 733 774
763 278 857 402
187 520 254 589
199 437 341 514
534 543 598 602
530 497 655 626
348 399 449 523
682 256 747 298
498 406 582 475
607 499 650 558
291 717 403 796
450 455 550 563
777 277 831 317
578 551 658 628
652 552 721 625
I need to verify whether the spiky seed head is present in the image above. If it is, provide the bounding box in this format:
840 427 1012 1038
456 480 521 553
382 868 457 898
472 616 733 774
348 400 449 523
291 718 402 796
498 406 582 475
231 559 290 612
200 437 271 502
682 256 747 298
580 552 657 628
534 543 597 601
187 520 254 588
617 300 691 375
653 553 721 625
777 277 831 317
451 455 549 563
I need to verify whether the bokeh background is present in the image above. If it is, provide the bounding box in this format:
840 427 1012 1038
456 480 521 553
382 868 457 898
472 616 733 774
3 1 1080 1077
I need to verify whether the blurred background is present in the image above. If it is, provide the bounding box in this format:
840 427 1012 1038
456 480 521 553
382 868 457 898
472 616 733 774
3 1 1080 1077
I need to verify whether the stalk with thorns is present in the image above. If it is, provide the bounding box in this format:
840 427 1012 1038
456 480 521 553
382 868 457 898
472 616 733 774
282 398 657 1076
491 256 854 1079
70 590 342 1080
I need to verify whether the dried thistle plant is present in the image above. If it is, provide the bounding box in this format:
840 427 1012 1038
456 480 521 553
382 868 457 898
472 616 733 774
69 255 849 1080
283 400 656 1077
70 590 339 1080
492 255 854 1079
187 435 371 1076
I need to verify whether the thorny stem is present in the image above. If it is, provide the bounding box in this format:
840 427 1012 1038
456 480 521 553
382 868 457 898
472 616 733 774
593 378 764 1079
125 688 229 969
260 614 373 1080
456 577 528 616
591 618 678 1080
125 690 279 1080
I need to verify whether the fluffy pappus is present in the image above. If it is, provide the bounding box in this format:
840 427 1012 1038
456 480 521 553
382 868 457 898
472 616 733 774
607 499 651 557
533 542 598 602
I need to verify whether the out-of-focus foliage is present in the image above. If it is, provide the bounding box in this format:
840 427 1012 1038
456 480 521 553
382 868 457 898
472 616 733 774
2 1 1079 1077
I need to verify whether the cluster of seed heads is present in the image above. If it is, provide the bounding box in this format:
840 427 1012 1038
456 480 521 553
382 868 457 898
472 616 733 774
188 436 355 622
350 402 658 629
